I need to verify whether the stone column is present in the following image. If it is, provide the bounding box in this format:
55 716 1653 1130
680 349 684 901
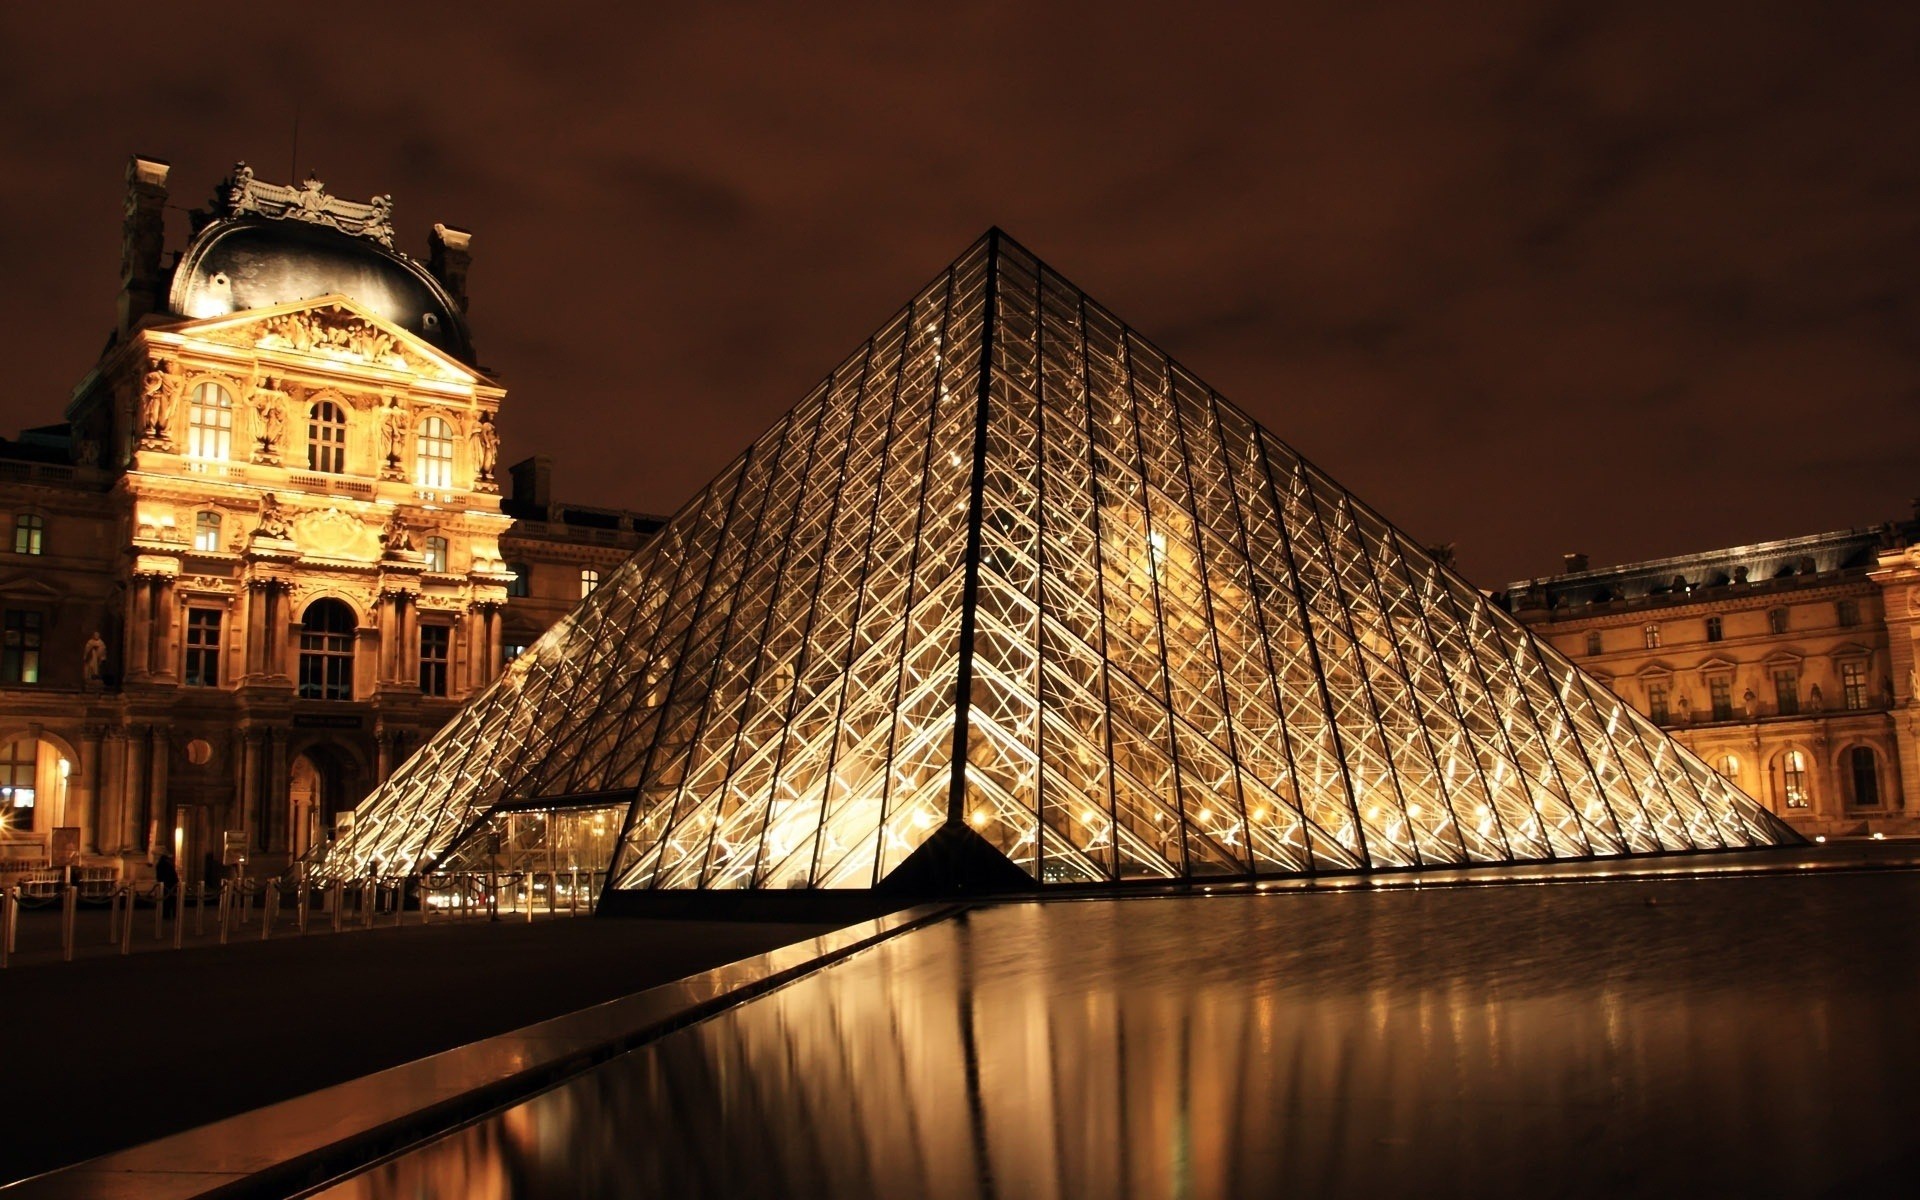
485 606 502 684
127 578 152 678
267 730 290 854
376 726 394 783
150 726 171 847
79 726 103 853
152 577 177 679
122 729 148 852
98 728 126 855
240 730 262 849
244 582 265 677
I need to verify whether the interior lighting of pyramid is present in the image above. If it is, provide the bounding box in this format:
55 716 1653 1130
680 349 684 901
315 231 1798 890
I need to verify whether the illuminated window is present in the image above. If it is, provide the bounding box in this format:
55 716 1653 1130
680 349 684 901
1709 677 1733 722
580 568 600 598
1767 608 1789 635
1716 754 1740 781
418 624 450 697
187 382 234 459
1584 631 1601 656
1779 750 1809 808
308 400 347 473
12 513 45 555
1836 599 1860 628
503 643 529 665
1646 682 1670 725
297 599 356 701
415 416 454 488
1848 746 1880 808
1842 662 1868 711
1704 616 1722 642
184 608 222 687
0 736 36 831
193 510 222 552
1643 624 1660 649
424 535 448 573
2 609 43 684
506 562 530 598
1773 669 1799 716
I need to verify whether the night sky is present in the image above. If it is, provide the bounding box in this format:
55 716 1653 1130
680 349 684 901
3 2 1914 586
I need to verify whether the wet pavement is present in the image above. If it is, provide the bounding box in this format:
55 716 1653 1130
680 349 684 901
319 860 1920 1198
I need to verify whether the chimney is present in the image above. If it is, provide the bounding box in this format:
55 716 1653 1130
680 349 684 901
118 155 170 336
428 223 473 313
509 455 552 510
1562 552 1589 574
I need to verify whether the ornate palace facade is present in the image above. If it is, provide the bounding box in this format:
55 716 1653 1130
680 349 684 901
1501 518 1920 838
0 158 657 883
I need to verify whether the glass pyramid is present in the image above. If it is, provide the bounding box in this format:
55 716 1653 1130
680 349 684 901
318 231 1797 891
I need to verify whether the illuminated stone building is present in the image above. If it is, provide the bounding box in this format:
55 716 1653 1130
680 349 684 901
1501 518 1920 838
0 157 656 884
322 230 1794 895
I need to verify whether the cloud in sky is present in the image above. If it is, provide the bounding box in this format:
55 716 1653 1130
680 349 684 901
0 0 1913 584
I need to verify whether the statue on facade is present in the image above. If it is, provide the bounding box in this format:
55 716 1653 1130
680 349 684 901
251 381 287 459
139 361 182 444
469 413 500 482
82 631 107 684
380 400 409 469
1909 665 1920 705
254 493 293 540
1676 692 1692 724
1808 683 1824 713
381 511 414 555
1742 688 1758 719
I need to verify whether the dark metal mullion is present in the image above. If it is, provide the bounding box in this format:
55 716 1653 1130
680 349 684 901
1025 262 1052 882
944 231 1002 828
603 450 767 889
1202 390 1317 874
1333 494 1474 862
1587 663 1715 849
863 264 963 884
1295 480 1425 864
1247 435 1372 867
1116 330 1192 877
1160 370 1258 870
1074 294 1123 882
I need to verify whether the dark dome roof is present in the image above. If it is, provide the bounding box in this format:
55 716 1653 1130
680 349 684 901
169 217 474 363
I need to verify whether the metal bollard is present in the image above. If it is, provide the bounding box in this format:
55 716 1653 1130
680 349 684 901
393 879 406 928
196 880 208 936
63 884 78 962
297 882 309 935
524 873 535 924
120 888 134 955
218 881 232 945
173 886 185 950
4 885 18 955
1 887 13 967
460 873 471 918
331 881 344 933
108 886 121 945
569 867 579 917
262 882 279 940
152 884 165 940
362 881 374 930
241 883 253 927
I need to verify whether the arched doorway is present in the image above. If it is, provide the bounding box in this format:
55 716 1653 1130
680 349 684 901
289 744 356 860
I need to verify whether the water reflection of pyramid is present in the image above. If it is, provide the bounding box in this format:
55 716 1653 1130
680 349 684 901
322 230 1796 891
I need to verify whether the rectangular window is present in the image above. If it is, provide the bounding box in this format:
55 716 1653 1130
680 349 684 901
193 511 222 552
184 608 222 687
1585 631 1602 656
1647 682 1670 725
424 535 448 573
419 624 450 697
1704 616 1722 642
1842 662 1868 711
1643 624 1661 649
581 568 600 598
1837 599 1860 628
1768 608 1789 635
13 514 45 555
1774 669 1799 717
1 610 43 684
1709 677 1733 722
503 643 528 664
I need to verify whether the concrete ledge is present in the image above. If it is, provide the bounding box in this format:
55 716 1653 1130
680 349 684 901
0 903 961 1200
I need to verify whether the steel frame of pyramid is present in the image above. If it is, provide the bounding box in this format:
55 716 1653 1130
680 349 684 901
318 230 1797 892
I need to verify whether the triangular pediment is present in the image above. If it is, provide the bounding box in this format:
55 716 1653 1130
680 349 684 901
0 573 65 601
319 231 1798 891
1828 641 1873 660
158 295 486 386
1696 656 1740 675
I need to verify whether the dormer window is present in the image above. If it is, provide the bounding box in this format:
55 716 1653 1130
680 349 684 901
309 400 347 473
187 382 234 459
415 416 454 488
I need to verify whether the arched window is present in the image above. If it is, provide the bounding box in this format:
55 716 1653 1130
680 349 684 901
297 599 356 701
187 382 234 459
1848 746 1880 808
0 735 38 832
424 535 448 573
506 562 531 598
12 513 45 555
308 400 347 473
580 568 600 598
193 510 222 552
415 416 454 488
1777 750 1809 809
1716 754 1740 781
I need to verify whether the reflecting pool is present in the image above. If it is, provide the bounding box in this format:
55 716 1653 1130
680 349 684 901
319 871 1920 1198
